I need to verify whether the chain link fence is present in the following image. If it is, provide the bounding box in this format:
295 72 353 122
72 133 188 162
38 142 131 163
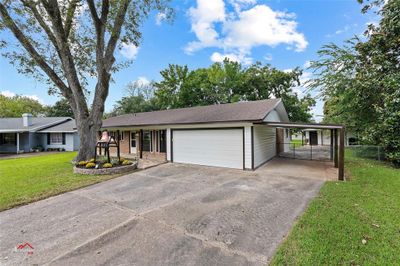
278 143 333 161
347 145 386 161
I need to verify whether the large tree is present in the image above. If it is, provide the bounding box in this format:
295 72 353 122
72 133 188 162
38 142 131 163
154 60 315 122
0 0 171 160
46 98 74 117
309 0 400 166
0 94 45 117
108 78 159 116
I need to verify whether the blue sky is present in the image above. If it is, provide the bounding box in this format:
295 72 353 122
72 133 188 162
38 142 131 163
0 0 378 120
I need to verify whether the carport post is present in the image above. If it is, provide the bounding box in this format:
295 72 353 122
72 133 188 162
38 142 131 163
334 129 338 168
338 127 345 181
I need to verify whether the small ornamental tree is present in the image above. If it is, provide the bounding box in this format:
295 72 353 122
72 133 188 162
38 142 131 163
0 0 172 160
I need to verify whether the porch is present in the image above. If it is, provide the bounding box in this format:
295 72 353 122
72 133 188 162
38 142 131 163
107 129 168 169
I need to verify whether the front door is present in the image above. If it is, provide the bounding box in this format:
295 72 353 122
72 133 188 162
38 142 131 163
309 131 318 145
130 132 137 154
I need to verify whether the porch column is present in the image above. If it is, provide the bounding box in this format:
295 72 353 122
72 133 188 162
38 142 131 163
16 133 20 154
330 129 334 160
139 129 143 159
338 127 345 181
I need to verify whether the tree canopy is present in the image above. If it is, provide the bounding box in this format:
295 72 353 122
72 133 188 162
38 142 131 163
46 98 74 117
309 0 400 166
0 0 172 160
154 60 315 122
0 94 45 117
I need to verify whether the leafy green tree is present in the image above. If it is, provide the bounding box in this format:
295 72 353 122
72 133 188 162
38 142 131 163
46 98 74 117
0 0 172 160
110 79 159 116
154 60 315 122
309 0 400 166
0 94 45 117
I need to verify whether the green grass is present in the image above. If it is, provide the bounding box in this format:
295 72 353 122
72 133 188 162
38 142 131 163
271 150 400 265
290 139 304 148
0 152 119 211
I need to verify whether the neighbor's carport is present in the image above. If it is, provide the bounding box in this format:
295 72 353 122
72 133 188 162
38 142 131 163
258 122 346 181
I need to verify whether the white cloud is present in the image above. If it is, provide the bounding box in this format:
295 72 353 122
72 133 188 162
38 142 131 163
228 0 256 13
1 90 44 103
223 5 307 52
303 60 311 68
120 43 139 59
186 1 308 64
264 53 273 61
186 0 226 54
155 12 167 25
210 51 252 65
136 76 150 86
0 90 15 97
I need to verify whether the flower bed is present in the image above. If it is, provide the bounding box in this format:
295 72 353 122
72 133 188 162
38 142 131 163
73 157 138 175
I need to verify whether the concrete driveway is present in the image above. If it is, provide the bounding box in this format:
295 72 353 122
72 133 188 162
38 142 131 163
0 159 328 265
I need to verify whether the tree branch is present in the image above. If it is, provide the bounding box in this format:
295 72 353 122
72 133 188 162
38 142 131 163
41 0 89 117
0 3 71 100
104 0 130 71
21 0 63 58
64 0 79 38
87 0 100 27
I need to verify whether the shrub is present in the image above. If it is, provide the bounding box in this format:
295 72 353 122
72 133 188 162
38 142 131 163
89 158 95 163
111 158 120 166
121 160 132 165
119 157 126 163
85 162 96 169
77 161 87 166
103 163 113 168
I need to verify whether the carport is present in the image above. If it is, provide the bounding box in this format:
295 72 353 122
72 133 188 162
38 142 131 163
257 122 345 181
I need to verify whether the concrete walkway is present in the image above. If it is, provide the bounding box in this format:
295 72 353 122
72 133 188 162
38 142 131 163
0 159 329 265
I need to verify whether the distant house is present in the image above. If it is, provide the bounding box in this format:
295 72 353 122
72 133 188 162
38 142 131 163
0 114 79 153
292 129 357 146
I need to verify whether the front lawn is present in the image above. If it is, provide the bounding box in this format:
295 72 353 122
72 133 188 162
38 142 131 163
0 152 118 211
271 150 400 265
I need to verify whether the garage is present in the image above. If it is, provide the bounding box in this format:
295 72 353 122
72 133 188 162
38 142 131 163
171 128 244 169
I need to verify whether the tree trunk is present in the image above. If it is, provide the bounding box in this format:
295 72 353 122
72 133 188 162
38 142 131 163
76 119 100 161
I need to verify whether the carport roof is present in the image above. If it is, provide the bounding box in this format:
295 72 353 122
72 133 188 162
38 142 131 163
262 121 344 129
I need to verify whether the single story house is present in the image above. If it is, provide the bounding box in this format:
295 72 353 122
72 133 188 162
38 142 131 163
292 129 357 146
0 114 79 153
102 98 291 170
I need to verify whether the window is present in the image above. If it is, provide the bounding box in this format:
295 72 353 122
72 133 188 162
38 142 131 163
142 131 151 151
50 133 63 144
0 133 16 145
120 131 124 141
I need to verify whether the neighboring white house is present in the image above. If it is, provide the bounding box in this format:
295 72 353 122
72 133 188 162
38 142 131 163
102 99 290 170
0 114 79 153
292 129 357 146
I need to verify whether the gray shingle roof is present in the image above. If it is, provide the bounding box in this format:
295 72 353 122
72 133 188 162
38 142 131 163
103 99 281 128
0 117 75 132
37 119 77 132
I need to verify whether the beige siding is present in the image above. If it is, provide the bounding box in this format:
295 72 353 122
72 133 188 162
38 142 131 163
253 125 276 168
244 126 252 169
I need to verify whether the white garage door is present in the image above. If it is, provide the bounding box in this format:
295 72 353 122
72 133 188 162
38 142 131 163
172 129 243 169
